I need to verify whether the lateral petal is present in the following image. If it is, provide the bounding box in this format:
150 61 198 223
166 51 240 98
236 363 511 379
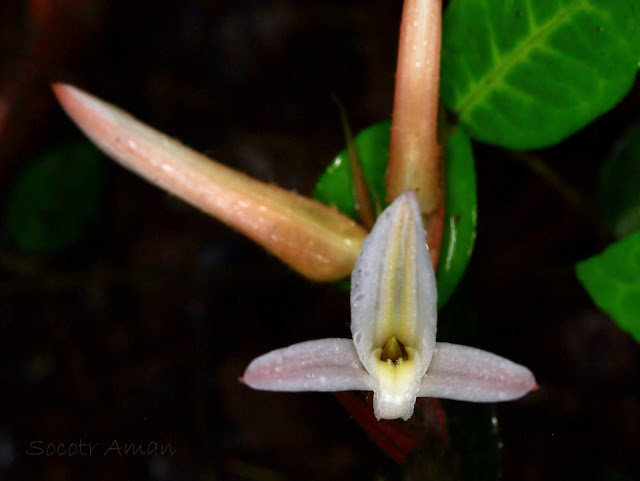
242 339 373 392
418 343 537 402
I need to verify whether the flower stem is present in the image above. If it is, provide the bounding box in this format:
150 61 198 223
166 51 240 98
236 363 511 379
387 0 442 216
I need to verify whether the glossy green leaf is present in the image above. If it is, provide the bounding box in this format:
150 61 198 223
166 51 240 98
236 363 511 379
313 122 477 308
576 230 640 343
4 142 105 254
437 129 477 307
598 123 640 239
441 0 640 149
313 121 390 220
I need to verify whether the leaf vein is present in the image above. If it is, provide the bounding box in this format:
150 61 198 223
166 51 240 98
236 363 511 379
456 0 591 118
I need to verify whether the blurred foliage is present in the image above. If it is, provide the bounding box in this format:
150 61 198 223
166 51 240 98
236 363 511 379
441 401 500 481
598 123 640 238
576 229 640 343
4 142 105 254
437 286 501 481
557 457 636 481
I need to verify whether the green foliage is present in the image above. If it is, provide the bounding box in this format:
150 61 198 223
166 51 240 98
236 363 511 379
313 122 477 308
314 121 389 220
576 230 640 343
598 124 640 239
441 0 640 149
437 129 477 307
4 142 105 254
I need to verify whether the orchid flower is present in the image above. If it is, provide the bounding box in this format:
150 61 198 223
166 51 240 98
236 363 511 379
52 0 536 423
242 191 537 420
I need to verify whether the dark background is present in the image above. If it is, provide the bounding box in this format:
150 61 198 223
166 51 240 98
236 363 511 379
1 1 639 480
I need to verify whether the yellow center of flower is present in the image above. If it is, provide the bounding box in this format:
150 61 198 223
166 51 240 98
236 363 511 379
372 337 420 390
371 340 421 420
380 336 409 364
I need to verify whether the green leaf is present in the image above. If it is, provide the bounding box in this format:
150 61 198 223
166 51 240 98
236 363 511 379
441 0 640 149
598 123 640 239
4 142 105 254
313 121 390 220
437 129 477 307
313 122 477 308
576 230 640 343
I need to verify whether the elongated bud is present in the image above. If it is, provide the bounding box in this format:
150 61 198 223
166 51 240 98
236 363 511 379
387 0 442 214
53 83 367 281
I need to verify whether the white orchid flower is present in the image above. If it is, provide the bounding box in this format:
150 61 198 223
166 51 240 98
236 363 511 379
243 191 537 420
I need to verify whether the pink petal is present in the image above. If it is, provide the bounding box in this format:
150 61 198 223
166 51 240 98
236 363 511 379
419 343 537 402
242 339 373 392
